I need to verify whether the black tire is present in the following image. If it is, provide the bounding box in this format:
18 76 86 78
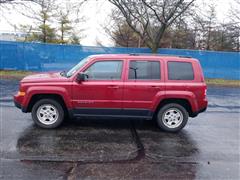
156 103 188 132
32 99 64 129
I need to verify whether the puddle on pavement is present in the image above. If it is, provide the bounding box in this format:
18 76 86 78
15 119 138 162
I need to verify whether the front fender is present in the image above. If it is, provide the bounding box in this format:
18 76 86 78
22 86 72 109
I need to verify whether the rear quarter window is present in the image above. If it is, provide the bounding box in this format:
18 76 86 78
168 61 194 80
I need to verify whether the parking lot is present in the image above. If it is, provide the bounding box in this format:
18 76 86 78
0 79 239 179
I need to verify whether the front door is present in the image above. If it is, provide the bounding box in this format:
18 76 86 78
72 59 124 116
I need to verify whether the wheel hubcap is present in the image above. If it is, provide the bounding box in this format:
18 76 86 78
37 104 59 125
162 108 183 128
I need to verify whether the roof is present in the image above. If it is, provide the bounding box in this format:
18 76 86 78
89 54 197 61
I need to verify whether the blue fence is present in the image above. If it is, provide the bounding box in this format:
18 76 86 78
0 41 239 80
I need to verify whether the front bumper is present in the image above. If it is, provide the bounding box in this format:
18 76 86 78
13 95 27 112
14 99 22 109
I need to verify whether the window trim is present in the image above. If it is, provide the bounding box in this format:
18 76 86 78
167 61 195 81
83 60 124 81
127 60 161 81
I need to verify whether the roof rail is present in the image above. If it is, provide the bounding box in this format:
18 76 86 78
129 53 192 58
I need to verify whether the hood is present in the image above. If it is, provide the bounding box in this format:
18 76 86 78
21 72 68 83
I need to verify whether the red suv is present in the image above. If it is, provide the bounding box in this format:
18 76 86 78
14 54 207 132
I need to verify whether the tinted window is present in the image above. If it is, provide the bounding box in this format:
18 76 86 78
128 61 160 80
168 61 194 80
85 61 123 80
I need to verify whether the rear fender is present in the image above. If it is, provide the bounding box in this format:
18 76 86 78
151 91 198 112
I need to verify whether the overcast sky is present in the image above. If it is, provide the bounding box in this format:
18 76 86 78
0 0 235 46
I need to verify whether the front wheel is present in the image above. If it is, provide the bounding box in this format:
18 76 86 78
32 99 64 129
156 103 188 132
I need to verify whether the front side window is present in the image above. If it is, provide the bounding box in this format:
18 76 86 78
168 61 194 80
128 60 160 80
84 60 123 80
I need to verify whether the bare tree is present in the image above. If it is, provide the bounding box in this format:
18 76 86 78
228 0 240 51
58 10 72 43
105 9 196 49
7 0 57 43
0 0 39 10
170 16 196 49
0 0 14 3
230 0 240 22
24 0 57 43
0 0 38 24
113 22 143 47
0 0 37 4
108 0 195 52
191 3 218 50
1 0 86 44
104 10 144 47
56 1 86 44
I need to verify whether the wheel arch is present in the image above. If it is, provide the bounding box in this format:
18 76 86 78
26 94 68 115
154 98 194 117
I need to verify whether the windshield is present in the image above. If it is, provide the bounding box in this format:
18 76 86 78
66 57 90 77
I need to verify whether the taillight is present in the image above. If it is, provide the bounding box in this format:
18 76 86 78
204 89 207 96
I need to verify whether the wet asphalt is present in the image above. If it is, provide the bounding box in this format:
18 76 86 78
0 80 239 180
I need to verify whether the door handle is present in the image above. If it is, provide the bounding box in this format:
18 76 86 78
107 86 120 89
151 86 160 89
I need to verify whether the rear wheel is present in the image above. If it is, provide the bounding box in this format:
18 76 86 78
32 99 64 128
157 103 188 132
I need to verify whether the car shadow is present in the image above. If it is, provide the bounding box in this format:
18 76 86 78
16 118 199 164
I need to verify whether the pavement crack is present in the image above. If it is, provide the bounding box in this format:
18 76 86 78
129 120 145 161
64 163 78 180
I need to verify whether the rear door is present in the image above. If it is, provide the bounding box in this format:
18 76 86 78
123 59 165 117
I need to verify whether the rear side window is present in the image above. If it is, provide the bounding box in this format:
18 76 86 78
128 61 160 80
84 60 123 80
168 61 194 80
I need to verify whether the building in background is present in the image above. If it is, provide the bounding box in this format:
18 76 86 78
0 31 27 41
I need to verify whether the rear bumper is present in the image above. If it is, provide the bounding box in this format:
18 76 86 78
198 106 207 113
191 99 208 117
191 106 207 117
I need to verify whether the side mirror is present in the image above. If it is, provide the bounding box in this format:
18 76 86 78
76 73 86 82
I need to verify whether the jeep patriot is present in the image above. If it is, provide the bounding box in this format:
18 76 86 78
14 54 208 132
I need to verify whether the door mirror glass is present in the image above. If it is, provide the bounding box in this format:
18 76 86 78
76 73 86 82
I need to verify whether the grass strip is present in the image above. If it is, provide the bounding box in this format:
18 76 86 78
0 70 239 87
